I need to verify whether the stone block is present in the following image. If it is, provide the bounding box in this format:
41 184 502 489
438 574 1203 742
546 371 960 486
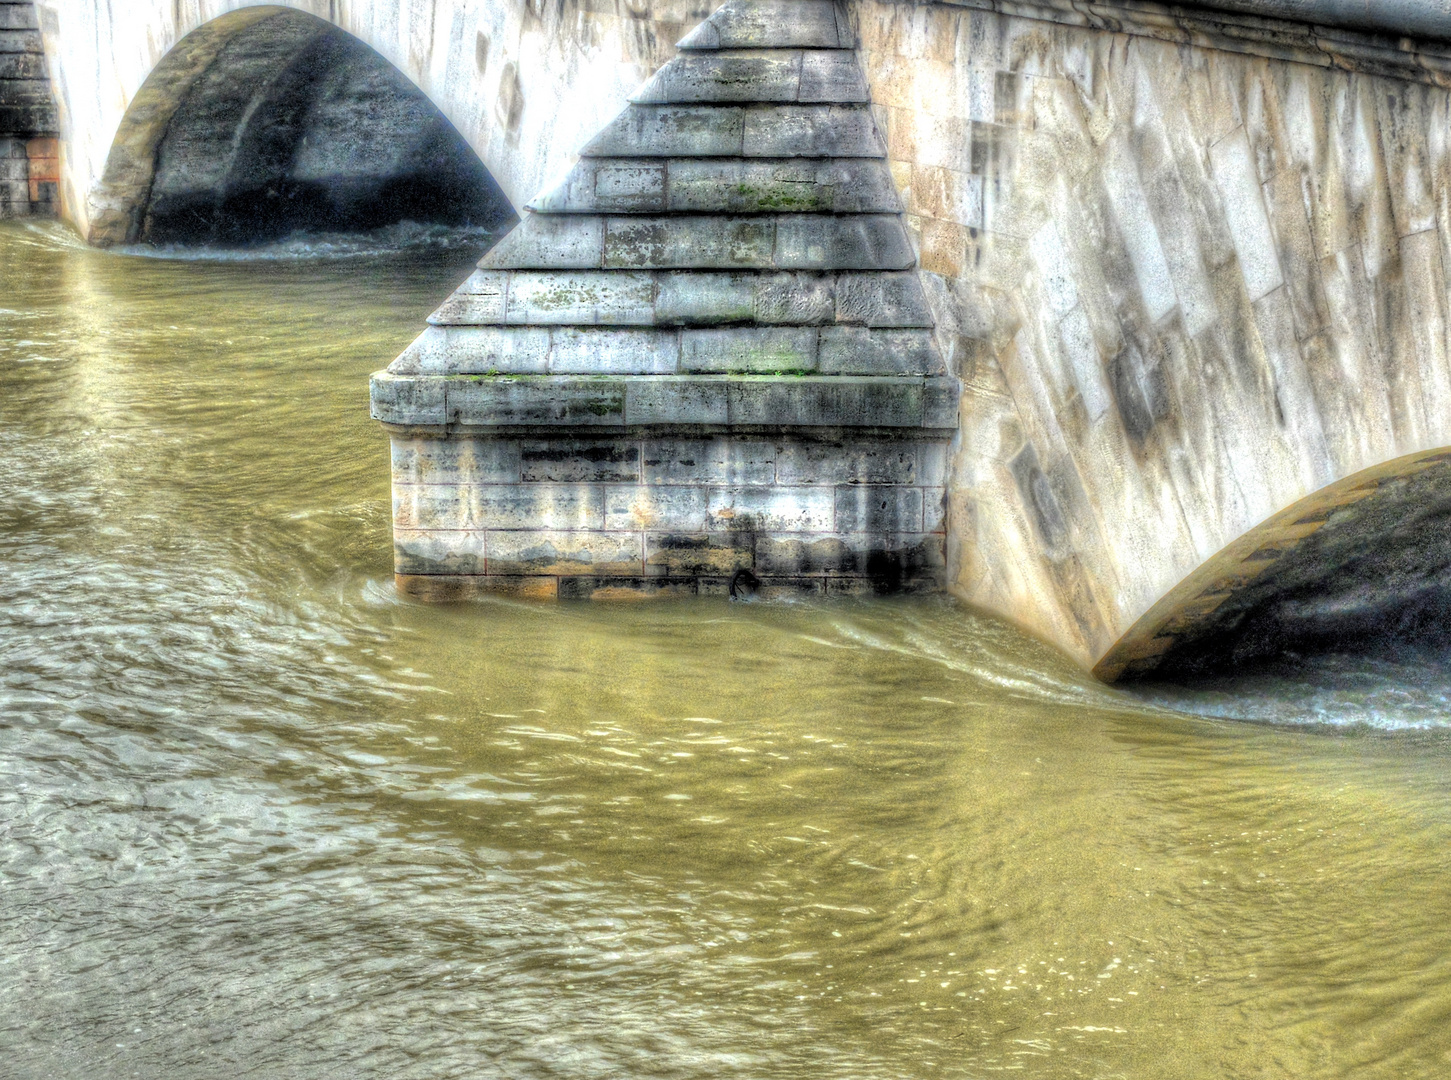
446 376 626 427
624 377 731 425
726 376 924 427
742 105 884 157
393 529 487 575
605 484 711 530
604 216 774 269
549 328 680 374
707 486 835 531
0 30 42 53
818 327 944 374
480 215 604 269
755 533 862 575
506 272 656 325
680 326 818 372
581 105 745 157
394 484 473 530
396 575 559 602
918 441 950 488
521 439 640 482
922 377 960 429
473 484 603 530
799 50 869 102
529 160 667 213
0 6 38 29
0 52 43 77
486 529 642 575
677 0 846 50
557 577 701 599
397 326 552 375
835 486 924 532
923 487 947 532
774 439 917 484
773 215 914 270
655 272 757 323
0 156 25 180
835 271 935 327
391 436 522 485
429 273 506 324
371 372 446 426
754 274 835 324
642 437 776 484
633 51 804 104
644 532 756 575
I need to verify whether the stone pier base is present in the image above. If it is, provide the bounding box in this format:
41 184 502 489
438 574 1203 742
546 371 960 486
386 427 949 600
0 135 56 217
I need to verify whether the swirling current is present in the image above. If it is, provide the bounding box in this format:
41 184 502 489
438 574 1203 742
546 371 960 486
3 219 1451 1078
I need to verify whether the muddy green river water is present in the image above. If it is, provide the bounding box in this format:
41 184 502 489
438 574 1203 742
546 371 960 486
4 220 1451 1078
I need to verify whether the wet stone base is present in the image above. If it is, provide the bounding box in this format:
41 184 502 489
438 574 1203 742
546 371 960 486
388 431 948 598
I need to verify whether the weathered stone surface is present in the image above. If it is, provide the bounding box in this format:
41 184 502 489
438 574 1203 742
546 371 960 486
444 376 627 428
642 437 776 484
582 105 747 158
818 327 944 374
773 215 915 270
677 0 848 50
680 327 818 373
481 216 605 270
632 50 867 105
742 104 884 157
520 440 640 483
486 529 642 575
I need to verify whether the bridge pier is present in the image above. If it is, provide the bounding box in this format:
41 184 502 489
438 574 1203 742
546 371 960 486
0 2 56 218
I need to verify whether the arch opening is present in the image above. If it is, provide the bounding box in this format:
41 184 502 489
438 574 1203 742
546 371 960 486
1097 448 1451 682
89 6 513 248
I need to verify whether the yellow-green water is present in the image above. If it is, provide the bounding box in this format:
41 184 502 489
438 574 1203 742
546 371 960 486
4 219 1451 1078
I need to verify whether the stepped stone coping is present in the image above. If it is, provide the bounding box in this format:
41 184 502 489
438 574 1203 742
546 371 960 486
579 104 885 158
676 0 851 49
631 49 868 104
428 271 934 329
393 325 944 376
480 214 916 272
528 157 900 214
372 373 960 431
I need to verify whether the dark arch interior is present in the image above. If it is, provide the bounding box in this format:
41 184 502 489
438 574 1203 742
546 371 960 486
140 10 513 246
1150 457 1451 678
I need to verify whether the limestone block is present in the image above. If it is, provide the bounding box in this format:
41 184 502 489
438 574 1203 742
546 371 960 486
923 487 947 532
394 485 473 530
473 484 604 530
396 326 552 374
528 160 667 213
666 158 900 213
633 51 799 104
707 486 836 531
604 216 774 268
0 5 39 30
799 51 869 103
643 532 756 575
445 376 627 427
1208 128 1284 303
605 485 711 530
0 156 26 180
642 437 776 484
396 576 559 602
391 436 523 485
0 31 41 53
754 273 836 323
754 533 861 574
774 439 917 483
549 328 681 374
677 0 847 50
922 377 960 430
773 215 914 270
624 376 731 425
428 271 506 323
486 529 643 575
680 326 819 372
835 485 925 532
655 272 757 323
371 372 446 426
521 439 641 483
818 327 944 374
581 105 746 158
835 272 935 327
505 272 657 326
918 441 950 487
742 105 885 157
480 215 604 269
393 529 487 575
727 376 925 427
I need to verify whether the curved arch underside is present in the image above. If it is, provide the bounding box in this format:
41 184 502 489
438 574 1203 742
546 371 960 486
1096 448 1451 681
91 6 511 246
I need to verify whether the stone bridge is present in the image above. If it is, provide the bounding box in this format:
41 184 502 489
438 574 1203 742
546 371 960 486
28 0 1451 679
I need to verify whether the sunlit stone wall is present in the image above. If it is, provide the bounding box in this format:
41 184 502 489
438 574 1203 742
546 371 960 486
855 0 1451 670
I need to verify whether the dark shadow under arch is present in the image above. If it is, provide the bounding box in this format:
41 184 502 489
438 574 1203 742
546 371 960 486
1096 448 1451 681
89 6 513 247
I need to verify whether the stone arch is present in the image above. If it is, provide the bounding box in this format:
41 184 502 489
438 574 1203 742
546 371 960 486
85 5 512 247
1095 448 1451 681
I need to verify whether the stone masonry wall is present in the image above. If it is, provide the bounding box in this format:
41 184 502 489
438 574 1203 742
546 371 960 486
0 1 56 217
855 0 1451 670
390 432 948 599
